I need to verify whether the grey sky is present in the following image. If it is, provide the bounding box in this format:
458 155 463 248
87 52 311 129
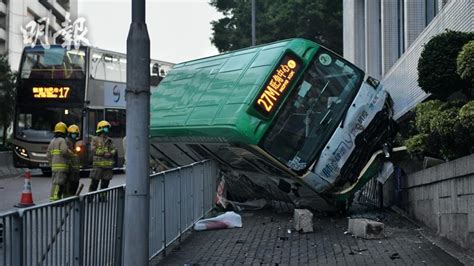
78 0 223 63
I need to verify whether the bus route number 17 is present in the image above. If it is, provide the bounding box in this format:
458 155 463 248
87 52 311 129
32 86 71 99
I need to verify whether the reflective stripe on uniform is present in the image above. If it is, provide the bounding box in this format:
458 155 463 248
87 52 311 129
52 163 69 171
92 160 114 167
92 136 116 169
50 149 61 155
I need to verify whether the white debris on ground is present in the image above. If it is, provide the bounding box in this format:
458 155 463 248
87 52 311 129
194 211 242 231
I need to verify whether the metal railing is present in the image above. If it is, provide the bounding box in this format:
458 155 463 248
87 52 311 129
0 160 218 265
356 177 383 208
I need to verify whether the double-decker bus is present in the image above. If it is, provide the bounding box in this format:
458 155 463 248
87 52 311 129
13 45 173 172
150 38 397 209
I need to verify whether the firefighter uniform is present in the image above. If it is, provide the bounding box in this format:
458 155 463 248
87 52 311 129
65 124 81 197
47 122 72 201
89 120 116 193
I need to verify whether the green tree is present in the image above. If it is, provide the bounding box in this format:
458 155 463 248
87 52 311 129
0 56 16 146
209 0 342 54
457 40 474 84
417 30 474 100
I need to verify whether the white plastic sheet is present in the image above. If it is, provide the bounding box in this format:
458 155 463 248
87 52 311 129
193 211 242 231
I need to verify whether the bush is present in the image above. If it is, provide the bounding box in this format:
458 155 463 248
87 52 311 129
418 31 474 100
405 100 474 160
405 133 428 158
413 100 443 133
457 41 474 83
459 100 474 128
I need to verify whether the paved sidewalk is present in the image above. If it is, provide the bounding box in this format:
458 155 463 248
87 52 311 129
158 209 463 265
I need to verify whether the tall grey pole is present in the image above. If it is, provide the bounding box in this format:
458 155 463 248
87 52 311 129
251 0 256 46
124 0 150 264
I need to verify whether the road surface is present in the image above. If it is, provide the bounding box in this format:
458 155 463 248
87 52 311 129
0 172 126 213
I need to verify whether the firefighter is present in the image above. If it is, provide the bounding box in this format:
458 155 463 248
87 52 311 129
88 120 117 195
65 124 81 197
47 122 72 201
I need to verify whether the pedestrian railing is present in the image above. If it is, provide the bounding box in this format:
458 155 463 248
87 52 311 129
356 176 383 208
0 160 218 266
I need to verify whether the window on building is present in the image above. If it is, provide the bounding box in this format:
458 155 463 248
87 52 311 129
397 0 405 57
57 0 70 11
425 0 437 26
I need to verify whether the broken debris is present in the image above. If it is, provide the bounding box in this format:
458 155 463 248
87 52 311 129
293 209 314 233
348 218 384 239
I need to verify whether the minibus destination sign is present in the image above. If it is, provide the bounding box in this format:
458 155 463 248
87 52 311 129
253 53 301 117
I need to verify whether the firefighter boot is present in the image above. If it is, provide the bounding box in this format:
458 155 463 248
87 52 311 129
70 181 80 196
88 179 100 203
89 179 100 192
63 182 73 198
49 184 61 202
99 180 110 202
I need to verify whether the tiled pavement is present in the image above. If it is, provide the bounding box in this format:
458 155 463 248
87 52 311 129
157 209 463 265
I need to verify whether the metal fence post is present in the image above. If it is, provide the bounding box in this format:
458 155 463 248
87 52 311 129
178 168 182 240
72 199 83 266
115 187 125 266
201 164 205 216
162 174 167 256
11 212 23 266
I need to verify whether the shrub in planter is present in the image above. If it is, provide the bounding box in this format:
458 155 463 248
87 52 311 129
413 100 443 133
459 100 474 128
418 31 474 100
405 100 474 160
405 133 429 159
457 40 474 84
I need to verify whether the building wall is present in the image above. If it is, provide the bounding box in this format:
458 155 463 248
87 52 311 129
343 0 473 120
381 0 400 76
382 0 473 119
1 0 77 71
403 0 426 50
402 154 474 250
364 0 381 79
0 1 7 55
343 0 365 69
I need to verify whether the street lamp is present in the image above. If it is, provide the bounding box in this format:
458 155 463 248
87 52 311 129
251 0 256 46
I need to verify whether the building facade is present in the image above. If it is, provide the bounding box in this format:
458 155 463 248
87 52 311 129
0 0 77 71
343 0 473 119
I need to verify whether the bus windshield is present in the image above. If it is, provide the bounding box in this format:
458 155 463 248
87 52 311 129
20 46 86 80
262 49 364 172
15 106 82 142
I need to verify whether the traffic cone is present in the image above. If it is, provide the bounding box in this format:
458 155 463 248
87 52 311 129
15 171 35 208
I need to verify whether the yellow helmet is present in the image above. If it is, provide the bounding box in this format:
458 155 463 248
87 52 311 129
54 122 67 133
96 120 111 133
67 124 80 134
